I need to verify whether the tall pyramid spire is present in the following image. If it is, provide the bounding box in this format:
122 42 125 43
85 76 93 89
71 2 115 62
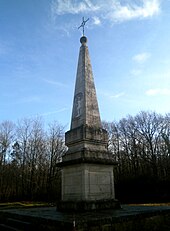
57 35 120 211
71 36 101 129
65 36 108 155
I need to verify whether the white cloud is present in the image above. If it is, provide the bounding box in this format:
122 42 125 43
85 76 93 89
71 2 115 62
146 88 170 96
51 0 161 26
133 52 151 64
110 92 125 99
41 108 68 116
92 16 101 25
107 0 160 22
51 0 99 15
43 78 67 87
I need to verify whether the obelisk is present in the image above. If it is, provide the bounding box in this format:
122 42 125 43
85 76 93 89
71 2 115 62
57 31 120 211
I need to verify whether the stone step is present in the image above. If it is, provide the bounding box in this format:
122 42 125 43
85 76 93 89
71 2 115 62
0 223 20 231
7 218 31 230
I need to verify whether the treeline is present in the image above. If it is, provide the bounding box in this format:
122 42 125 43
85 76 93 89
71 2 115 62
0 118 66 202
0 111 170 203
103 111 170 203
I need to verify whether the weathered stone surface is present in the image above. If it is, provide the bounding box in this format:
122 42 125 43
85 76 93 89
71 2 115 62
70 38 101 130
58 36 119 211
61 164 115 202
61 150 116 164
57 199 120 211
65 125 108 158
65 125 108 148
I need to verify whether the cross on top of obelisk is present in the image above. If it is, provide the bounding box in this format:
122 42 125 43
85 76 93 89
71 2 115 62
78 17 89 36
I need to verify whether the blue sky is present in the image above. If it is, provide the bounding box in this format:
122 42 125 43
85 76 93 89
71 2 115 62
0 0 170 129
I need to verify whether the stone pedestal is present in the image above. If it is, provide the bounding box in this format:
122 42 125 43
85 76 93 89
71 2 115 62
62 164 114 201
57 126 120 211
57 162 120 211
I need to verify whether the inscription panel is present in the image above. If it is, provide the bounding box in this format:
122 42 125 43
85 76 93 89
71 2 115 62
88 171 112 198
63 170 82 200
64 171 82 186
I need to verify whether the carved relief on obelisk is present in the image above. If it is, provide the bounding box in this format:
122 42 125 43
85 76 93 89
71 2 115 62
73 92 83 118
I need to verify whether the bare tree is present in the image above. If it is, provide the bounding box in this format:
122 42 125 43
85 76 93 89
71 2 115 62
0 121 15 165
134 111 164 177
46 121 66 200
0 121 15 200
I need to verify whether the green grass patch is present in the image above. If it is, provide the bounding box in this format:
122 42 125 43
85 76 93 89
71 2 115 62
128 203 170 206
0 201 50 209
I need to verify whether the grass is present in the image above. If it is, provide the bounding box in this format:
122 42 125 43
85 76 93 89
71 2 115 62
0 201 50 209
128 203 170 206
1 202 170 210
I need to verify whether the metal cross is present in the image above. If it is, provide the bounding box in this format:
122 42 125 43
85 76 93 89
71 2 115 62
78 17 89 36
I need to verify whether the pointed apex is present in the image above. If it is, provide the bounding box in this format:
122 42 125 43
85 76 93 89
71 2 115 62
80 36 87 45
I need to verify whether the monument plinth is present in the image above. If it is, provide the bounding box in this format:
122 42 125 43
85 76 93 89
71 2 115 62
57 36 120 211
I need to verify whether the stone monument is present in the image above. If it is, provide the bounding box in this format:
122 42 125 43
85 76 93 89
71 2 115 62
57 22 120 211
